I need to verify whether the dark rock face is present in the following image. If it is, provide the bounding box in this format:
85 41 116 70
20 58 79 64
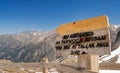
0 25 120 62
109 25 120 51
111 30 120 51
109 25 117 44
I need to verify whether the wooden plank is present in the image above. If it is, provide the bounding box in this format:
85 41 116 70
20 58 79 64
56 16 109 35
10 62 120 70
55 63 97 73
100 63 120 70
39 63 97 73
1 62 120 72
40 62 57 68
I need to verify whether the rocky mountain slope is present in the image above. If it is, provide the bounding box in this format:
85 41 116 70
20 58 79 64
100 25 120 63
0 25 120 62
99 46 120 63
0 31 59 62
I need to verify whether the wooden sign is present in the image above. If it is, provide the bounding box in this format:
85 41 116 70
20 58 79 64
56 16 111 55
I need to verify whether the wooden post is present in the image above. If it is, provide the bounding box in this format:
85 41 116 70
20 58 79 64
43 57 48 73
77 54 99 73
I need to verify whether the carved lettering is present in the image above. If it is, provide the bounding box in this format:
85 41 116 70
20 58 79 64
63 35 69 39
56 46 62 50
96 42 109 47
70 50 80 55
63 45 70 50
70 31 94 38
55 30 110 55
56 41 60 45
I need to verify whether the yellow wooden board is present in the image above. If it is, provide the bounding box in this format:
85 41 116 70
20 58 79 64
55 16 111 55
56 16 109 35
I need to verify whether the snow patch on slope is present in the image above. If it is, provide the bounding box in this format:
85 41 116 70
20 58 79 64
100 70 120 73
100 46 120 63
113 25 120 29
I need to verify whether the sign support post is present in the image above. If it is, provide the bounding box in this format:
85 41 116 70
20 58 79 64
77 54 99 73
43 57 48 73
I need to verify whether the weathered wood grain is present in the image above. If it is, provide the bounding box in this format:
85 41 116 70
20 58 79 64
100 63 120 70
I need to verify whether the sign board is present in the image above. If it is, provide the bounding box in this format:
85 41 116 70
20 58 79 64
55 16 111 55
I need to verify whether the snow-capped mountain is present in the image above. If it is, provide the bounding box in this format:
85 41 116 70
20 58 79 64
100 46 120 63
14 31 54 43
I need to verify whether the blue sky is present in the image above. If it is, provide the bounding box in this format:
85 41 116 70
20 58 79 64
0 0 120 34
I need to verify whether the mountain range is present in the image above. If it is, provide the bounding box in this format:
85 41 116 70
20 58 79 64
0 25 120 62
